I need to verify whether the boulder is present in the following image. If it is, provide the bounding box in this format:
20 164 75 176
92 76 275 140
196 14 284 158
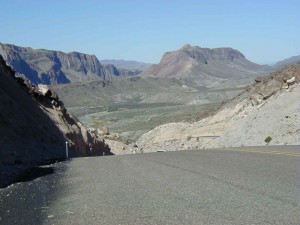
281 83 289 89
49 90 59 100
250 94 263 106
97 126 109 135
255 77 263 83
287 77 295 86
259 79 282 99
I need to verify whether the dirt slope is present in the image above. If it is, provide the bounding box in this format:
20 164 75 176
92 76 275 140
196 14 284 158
137 64 300 152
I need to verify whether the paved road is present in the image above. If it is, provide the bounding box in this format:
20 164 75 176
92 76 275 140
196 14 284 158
0 146 299 225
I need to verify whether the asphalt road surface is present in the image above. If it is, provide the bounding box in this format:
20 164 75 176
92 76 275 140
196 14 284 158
1 146 299 225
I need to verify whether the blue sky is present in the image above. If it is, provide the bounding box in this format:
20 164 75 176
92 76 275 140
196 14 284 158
0 0 299 64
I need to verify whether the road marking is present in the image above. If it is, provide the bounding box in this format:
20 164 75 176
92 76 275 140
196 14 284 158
207 148 300 157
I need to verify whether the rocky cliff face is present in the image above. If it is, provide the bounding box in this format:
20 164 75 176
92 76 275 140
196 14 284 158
103 64 121 77
0 43 117 85
162 44 246 63
141 44 271 81
0 56 112 187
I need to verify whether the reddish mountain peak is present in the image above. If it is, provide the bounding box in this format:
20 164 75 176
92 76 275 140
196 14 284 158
141 44 268 78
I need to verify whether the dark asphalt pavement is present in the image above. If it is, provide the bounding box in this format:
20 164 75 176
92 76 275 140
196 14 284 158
0 146 299 225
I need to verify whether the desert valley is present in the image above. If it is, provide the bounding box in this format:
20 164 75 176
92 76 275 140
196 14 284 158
0 43 298 159
1 1 299 224
0 39 299 225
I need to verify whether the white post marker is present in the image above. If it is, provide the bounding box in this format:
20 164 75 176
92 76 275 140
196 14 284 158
65 141 69 159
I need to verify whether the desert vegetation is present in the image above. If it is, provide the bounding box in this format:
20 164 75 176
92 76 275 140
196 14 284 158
265 136 272 145
68 101 222 142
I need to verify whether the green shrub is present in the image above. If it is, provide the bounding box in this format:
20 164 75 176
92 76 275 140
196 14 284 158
265 136 272 144
186 136 192 141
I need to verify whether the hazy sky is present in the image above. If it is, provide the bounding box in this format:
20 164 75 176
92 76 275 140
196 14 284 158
1 0 299 64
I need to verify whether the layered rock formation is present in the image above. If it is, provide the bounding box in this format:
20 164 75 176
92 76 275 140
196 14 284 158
0 43 147 85
250 63 300 103
141 44 271 81
0 56 111 187
0 43 117 85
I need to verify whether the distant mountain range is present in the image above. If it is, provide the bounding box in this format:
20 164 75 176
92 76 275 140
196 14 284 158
0 42 297 86
140 44 271 80
0 43 142 85
100 59 150 70
0 43 107 84
275 55 300 68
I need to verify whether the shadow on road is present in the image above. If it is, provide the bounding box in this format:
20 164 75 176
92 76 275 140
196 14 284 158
0 161 69 225
15 166 55 183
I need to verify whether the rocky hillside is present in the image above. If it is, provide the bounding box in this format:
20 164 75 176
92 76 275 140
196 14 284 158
141 44 271 83
0 56 111 188
275 55 300 68
137 63 300 152
0 43 134 85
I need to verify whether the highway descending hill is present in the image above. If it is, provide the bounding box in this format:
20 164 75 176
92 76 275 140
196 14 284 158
0 146 299 225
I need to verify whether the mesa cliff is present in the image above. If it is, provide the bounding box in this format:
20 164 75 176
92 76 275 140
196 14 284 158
141 44 271 82
0 43 141 85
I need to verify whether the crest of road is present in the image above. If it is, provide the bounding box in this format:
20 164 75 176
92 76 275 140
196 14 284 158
1 146 299 225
